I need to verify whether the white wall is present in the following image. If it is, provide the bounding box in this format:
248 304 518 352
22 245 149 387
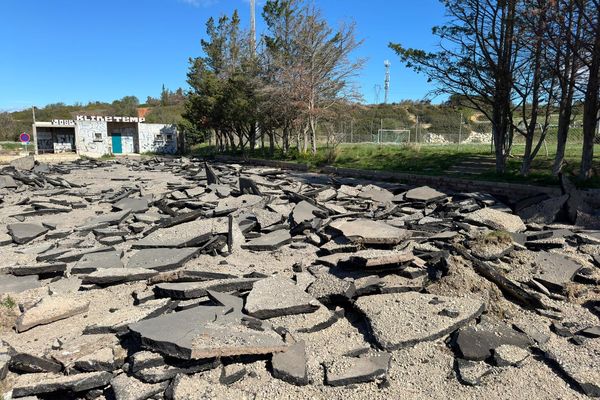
76 121 108 156
138 123 178 154
75 121 177 156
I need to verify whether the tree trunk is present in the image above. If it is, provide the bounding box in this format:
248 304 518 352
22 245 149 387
283 125 290 154
302 122 309 154
580 27 600 180
269 131 275 156
309 116 317 155
553 97 574 175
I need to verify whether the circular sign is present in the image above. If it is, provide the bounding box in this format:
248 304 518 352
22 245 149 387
19 133 31 143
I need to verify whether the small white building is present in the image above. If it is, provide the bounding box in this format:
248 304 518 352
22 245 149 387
33 115 178 157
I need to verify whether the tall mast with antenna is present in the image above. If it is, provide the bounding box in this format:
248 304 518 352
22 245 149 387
250 0 256 56
384 60 391 104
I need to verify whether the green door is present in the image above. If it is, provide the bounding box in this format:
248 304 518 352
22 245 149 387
111 133 122 154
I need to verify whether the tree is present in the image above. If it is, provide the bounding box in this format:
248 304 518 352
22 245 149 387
112 96 140 116
578 0 600 179
512 0 558 176
185 11 260 152
545 0 586 175
0 112 19 141
390 0 521 173
294 4 364 154
262 0 306 154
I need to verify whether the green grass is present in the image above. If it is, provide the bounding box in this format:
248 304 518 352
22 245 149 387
1 296 16 309
0 141 25 151
191 142 600 188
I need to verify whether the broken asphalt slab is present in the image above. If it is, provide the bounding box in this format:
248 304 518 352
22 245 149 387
355 292 484 350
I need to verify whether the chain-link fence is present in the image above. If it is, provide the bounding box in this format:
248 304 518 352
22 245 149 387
322 114 593 149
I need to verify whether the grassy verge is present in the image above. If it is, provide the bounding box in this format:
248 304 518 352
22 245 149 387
190 142 600 188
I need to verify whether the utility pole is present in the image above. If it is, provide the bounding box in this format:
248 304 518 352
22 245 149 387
384 60 391 104
32 106 36 123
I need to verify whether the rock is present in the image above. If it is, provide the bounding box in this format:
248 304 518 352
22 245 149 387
455 358 493 386
0 174 18 188
10 155 35 171
0 231 13 245
39 246 115 263
239 177 262 196
72 250 124 274
0 274 40 294
244 276 319 319
8 352 63 373
207 290 244 316
271 341 309 386
7 223 49 244
73 347 116 372
133 361 218 383
8 263 67 276
358 185 394 203
325 352 391 386
11 371 112 398
0 353 10 380
82 267 158 285
316 188 337 202
532 251 581 292
130 351 165 373
453 317 532 361
329 219 411 244
167 374 251 400
517 195 568 224
110 374 168 400
307 273 355 304
341 249 415 269
291 201 322 225
205 163 220 184
404 186 446 203
464 208 526 233
154 278 259 300
78 210 132 231
493 344 530 366
220 363 247 385
127 248 199 271
132 218 228 248
113 197 149 213
241 229 292 251
543 337 600 397
580 326 600 338
355 292 484 350
15 295 90 332
129 306 288 360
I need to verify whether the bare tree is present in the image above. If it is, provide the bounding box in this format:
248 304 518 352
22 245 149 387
296 5 364 154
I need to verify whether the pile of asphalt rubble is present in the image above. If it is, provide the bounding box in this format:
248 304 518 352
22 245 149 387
0 155 599 400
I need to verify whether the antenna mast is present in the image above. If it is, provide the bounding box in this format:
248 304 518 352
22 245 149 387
384 60 391 104
250 0 256 55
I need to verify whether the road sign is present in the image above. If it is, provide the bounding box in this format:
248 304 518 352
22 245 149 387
19 133 31 143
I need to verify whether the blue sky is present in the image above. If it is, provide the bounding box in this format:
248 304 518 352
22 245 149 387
0 0 446 111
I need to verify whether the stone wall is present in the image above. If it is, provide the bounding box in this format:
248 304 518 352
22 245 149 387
138 123 178 154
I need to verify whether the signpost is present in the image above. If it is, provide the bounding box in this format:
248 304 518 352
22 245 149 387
19 132 31 154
